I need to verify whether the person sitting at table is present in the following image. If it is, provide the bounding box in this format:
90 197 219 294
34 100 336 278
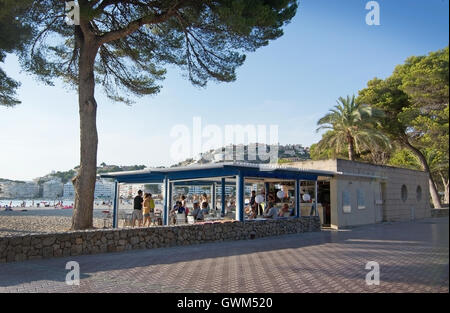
170 201 180 224
191 200 203 221
267 193 276 209
244 205 252 216
200 201 209 218
177 201 186 214
263 203 278 219
171 200 187 224
278 203 290 217
245 204 257 219
227 200 236 213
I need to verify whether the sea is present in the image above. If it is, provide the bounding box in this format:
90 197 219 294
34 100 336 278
0 199 112 208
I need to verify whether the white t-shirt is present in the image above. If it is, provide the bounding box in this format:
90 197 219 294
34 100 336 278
264 207 278 218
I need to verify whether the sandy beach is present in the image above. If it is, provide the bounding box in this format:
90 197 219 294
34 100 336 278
0 200 165 237
0 207 119 237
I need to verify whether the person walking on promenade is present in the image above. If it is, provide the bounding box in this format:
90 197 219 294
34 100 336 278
132 190 144 227
143 193 154 227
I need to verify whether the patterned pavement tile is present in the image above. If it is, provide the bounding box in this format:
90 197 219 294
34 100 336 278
0 217 448 293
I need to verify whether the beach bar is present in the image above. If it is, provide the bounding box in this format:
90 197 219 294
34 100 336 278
100 162 335 228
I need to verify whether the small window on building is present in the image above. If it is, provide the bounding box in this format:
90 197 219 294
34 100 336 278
357 189 366 209
416 185 422 202
401 185 408 202
342 191 351 213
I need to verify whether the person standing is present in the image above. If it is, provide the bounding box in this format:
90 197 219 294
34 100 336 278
180 195 187 208
200 193 209 210
142 193 152 226
250 190 258 215
132 190 144 227
148 193 155 224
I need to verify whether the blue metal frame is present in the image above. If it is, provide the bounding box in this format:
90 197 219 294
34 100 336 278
315 180 319 216
168 181 173 215
100 164 330 184
163 177 169 226
173 181 234 186
236 172 244 222
211 183 216 210
112 180 119 228
221 178 226 216
264 182 269 202
295 179 300 218
100 164 328 225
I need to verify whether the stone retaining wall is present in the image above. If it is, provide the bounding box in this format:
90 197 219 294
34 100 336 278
0 217 320 263
431 208 449 218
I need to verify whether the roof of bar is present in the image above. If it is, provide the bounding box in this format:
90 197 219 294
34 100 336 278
100 162 335 183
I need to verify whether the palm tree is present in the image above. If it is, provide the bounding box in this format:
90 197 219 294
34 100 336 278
316 95 390 161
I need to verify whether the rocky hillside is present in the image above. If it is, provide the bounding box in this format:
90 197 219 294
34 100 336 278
171 143 310 167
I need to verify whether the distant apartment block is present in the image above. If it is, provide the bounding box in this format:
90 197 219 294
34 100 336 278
63 180 115 199
63 183 75 198
0 181 39 199
118 184 146 199
43 179 64 199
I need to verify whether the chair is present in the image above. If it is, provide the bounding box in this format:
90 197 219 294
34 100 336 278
101 210 112 228
176 213 186 225
118 211 127 227
154 211 163 225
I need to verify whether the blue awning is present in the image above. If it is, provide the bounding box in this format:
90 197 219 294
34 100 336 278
100 162 334 183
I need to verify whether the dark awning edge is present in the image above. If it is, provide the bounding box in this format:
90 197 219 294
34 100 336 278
100 162 335 184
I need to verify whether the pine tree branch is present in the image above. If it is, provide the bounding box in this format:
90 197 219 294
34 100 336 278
96 0 185 45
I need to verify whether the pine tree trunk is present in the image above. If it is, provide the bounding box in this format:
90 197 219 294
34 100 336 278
71 35 99 230
404 141 442 209
441 174 449 205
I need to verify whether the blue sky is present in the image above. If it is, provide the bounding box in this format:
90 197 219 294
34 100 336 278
1 0 449 181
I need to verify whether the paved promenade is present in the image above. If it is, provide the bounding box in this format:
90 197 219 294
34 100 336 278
0 217 448 293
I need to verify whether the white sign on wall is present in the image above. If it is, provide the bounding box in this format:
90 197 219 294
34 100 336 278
342 191 351 213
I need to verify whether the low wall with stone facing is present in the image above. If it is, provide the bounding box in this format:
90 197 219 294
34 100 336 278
0 217 320 263
431 208 449 218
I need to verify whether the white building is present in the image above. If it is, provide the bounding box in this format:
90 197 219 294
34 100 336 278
289 159 431 229
63 180 115 199
63 183 75 199
94 180 114 198
0 181 39 199
119 184 146 199
43 179 64 199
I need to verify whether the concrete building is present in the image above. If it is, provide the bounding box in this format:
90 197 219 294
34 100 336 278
289 159 431 229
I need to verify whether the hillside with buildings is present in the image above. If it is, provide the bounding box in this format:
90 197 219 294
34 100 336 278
171 143 310 167
0 164 146 200
0 144 310 199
